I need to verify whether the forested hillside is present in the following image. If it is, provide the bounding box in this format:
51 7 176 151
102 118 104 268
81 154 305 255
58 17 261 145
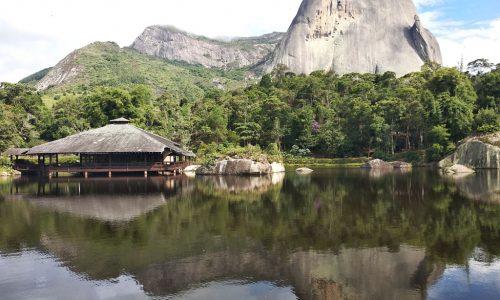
27 42 248 99
1 61 499 162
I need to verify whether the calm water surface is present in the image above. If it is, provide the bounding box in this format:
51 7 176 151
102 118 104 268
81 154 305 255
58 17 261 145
0 169 499 300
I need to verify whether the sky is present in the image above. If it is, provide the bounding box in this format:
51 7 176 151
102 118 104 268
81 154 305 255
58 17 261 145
0 0 499 82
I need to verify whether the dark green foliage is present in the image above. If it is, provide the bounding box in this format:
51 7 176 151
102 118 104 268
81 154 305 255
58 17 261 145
471 66 500 111
0 83 49 151
474 109 500 134
2 61 498 163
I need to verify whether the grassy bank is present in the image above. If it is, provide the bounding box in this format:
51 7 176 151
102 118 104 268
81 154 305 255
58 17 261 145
284 157 369 168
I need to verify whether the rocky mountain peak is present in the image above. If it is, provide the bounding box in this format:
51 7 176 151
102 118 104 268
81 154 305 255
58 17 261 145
265 0 442 76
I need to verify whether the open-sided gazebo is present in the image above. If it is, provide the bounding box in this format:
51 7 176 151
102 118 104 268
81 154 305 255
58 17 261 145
11 118 195 177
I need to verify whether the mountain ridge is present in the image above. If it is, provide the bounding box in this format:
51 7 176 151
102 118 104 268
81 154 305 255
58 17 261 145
30 41 247 99
131 25 284 70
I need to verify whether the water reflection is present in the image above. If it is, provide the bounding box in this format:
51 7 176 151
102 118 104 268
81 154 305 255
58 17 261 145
0 169 499 299
443 170 500 204
198 172 285 193
3 177 187 222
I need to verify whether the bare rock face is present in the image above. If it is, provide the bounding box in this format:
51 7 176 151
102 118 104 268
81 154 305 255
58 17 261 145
439 132 500 170
35 42 119 91
36 45 86 90
266 0 442 76
131 26 284 69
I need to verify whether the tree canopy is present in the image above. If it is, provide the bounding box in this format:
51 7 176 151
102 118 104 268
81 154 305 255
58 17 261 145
1 61 498 162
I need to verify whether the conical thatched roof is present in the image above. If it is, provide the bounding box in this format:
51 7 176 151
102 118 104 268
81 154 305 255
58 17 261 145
26 119 195 156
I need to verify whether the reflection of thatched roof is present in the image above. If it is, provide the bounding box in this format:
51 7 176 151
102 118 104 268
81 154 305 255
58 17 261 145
26 119 194 157
29 194 167 222
3 148 29 156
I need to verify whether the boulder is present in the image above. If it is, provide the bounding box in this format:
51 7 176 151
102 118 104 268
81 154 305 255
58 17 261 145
270 162 286 173
184 165 201 173
362 159 393 169
390 161 412 169
296 167 314 174
439 132 500 169
196 159 282 176
443 164 475 175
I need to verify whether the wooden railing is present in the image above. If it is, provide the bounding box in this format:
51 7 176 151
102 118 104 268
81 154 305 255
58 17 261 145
13 161 189 173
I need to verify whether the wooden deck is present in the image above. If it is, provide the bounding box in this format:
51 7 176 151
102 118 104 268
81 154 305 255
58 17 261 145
14 162 189 176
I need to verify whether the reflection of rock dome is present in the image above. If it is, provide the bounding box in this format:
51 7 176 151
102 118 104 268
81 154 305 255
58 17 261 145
133 246 441 300
446 170 500 204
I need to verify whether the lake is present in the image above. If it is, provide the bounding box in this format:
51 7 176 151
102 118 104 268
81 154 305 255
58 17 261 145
0 169 499 300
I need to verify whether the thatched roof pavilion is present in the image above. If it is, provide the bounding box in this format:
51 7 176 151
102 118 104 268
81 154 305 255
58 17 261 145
27 118 194 157
14 118 195 177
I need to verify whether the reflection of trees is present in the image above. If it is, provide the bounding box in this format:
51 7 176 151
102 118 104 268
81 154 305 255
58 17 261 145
0 170 499 297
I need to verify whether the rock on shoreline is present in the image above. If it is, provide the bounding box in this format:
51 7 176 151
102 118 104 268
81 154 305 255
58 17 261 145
196 159 285 176
439 132 500 170
361 159 413 170
361 159 394 169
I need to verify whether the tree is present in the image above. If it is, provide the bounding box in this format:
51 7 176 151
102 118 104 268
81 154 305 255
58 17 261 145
426 125 454 162
191 100 228 146
467 59 494 75
473 66 500 110
474 109 500 134
235 122 261 146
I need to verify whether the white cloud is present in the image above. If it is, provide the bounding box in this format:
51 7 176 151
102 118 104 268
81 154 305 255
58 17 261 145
413 0 443 9
0 0 498 82
0 0 302 82
420 11 500 67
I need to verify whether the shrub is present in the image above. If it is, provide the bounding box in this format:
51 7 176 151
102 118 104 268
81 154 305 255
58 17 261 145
474 109 499 134
404 151 423 164
0 155 11 167
196 143 281 166
289 145 311 157
373 150 390 161
426 144 444 162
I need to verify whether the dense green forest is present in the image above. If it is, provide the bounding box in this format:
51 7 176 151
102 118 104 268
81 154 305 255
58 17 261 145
1 60 499 163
